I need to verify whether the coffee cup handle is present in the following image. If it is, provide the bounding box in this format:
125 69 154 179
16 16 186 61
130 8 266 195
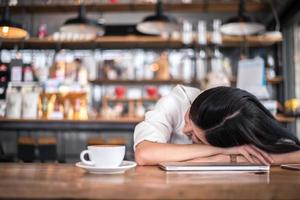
80 150 94 166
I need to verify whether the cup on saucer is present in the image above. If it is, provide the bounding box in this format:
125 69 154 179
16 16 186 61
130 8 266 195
80 145 125 168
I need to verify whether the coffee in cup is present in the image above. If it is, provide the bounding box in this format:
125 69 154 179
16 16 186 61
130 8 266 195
80 145 125 168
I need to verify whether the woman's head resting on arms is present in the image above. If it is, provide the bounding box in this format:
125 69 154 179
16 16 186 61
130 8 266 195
183 86 300 153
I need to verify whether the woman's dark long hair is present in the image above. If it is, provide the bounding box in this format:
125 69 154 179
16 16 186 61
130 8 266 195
189 86 300 153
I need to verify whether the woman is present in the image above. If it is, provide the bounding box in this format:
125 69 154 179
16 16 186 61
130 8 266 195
134 85 300 165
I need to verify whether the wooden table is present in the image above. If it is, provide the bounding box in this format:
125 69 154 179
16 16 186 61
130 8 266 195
0 163 300 199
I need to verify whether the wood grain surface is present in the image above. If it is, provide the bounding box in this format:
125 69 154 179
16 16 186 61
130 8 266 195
0 163 300 199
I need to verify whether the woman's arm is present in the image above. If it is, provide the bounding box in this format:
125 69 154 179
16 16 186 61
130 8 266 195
187 150 300 165
271 151 300 165
135 141 271 165
135 141 224 165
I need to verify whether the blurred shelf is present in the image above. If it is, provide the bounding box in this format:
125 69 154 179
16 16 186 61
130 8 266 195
103 97 159 102
0 2 268 13
230 76 283 85
90 79 184 85
275 114 295 123
0 117 140 132
0 35 282 50
0 113 294 133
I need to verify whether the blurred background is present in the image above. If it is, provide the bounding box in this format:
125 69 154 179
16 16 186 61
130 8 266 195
0 0 300 163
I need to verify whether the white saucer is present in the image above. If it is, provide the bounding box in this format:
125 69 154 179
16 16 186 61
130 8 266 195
75 160 137 174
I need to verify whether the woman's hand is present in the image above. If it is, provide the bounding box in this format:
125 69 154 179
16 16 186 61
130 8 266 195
223 145 273 165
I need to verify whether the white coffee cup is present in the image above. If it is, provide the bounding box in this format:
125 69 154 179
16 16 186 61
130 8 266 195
80 145 125 168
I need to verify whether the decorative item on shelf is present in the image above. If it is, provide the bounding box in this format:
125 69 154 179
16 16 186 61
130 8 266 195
135 100 146 118
48 94 64 119
146 86 158 98
220 0 265 36
182 20 193 45
22 90 39 119
211 19 223 74
50 61 66 81
0 63 9 100
39 92 88 120
75 58 88 86
0 100 6 117
136 0 180 36
10 59 23 82
23 63 34 82
266 53 276 79
59 4 105 40
6 88 22 118
115 86 127 99
0 63 9 84
284 99 300 117
75 97 88 120
0 4 29 39
196 20 208 83
181 53 193 83
152 51 170 80
99 59 120 80
38 24 47 39
63 99 73 119
222 57 233 78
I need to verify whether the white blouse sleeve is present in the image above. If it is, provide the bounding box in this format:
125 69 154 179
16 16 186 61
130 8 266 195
133 93 180 151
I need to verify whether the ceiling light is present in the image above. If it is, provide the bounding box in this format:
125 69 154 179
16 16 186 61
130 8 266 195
220 0 265 36
137 0 180 35
60 4 105 36
0 5 29 39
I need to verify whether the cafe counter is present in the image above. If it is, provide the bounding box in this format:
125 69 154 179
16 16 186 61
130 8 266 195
0 163 300 199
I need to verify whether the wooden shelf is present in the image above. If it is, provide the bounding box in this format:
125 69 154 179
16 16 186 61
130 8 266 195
0 35 282 50
0 2 268 13
90 79 184 85
230 76 283 85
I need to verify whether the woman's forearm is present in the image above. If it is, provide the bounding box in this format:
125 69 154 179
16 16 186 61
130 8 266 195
135 141 223 165
271 150 300 165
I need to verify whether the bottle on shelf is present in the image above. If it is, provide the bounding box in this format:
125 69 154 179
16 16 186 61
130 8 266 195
211 19 224 74
182 20 193 45
196 20 208 82
153 51 170 80
266 53 276 79
181 53 194 83
10 59 23 82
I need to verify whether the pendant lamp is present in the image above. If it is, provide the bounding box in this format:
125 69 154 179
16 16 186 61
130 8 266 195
60 4 105 36
137 0 180 35
0 5 28 39
220 0 266 36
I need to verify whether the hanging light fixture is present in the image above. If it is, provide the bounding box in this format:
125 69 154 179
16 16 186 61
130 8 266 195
0 5 29 39
220 0 266 36
60 4 105 37
137 0 180 35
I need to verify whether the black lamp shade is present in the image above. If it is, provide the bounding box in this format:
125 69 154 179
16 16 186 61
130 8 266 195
60 5 105 36
0 6 28 39
220 15 265 36
136 1 180 35
137 15 179 35
220 0 265 36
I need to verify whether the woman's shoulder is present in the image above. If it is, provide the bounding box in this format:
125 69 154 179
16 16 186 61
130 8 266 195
172 84 201 103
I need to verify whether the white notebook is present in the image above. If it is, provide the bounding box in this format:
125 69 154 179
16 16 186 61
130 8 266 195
159 162 270 172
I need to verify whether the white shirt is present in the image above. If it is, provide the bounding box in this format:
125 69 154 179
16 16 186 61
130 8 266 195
134 85 201 150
